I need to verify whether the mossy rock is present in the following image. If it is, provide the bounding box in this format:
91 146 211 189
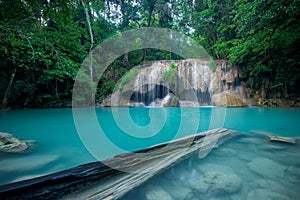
0 132 28 153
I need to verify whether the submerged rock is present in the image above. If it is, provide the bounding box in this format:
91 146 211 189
197 163 234 174
161 181 194 200
145 186 173 200
212 147 236 157
248 157 286 179
247 189 291 200
0 132 28 153
285 166 300 183
190 171 242 195
248 179 288 194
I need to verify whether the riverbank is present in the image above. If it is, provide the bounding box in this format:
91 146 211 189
254 96 300 107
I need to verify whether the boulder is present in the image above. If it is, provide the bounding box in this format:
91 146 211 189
161 94 180 107
130 102 145 107
190 171 242 195
212 91 246 107
0 132 28 153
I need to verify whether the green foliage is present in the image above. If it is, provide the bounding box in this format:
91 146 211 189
209 59 216 72
118 67 139 89
229 0 300 97
170 62 176 70
96 61 127 100
0 0 113 107
163 63 178 84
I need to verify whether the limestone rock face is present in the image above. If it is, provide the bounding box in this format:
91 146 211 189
255 97 300 107
225 70 235 83
0 132 28 153
101 95 112 107
212 91 246 107
108 59 251 106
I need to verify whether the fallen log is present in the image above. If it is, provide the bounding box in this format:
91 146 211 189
268 135 296 144
0 128 241 200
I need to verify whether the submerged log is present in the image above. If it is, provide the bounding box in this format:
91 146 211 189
268 135 296 144
0 128 241 200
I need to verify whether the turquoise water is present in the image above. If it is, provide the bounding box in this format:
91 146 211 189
121 134 300 200
0 107 300 190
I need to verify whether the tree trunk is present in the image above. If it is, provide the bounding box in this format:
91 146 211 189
55 79 60 101
140 48 146 63
139 4 154 63
81 0 94 106
2 67 16 110
122 52 129 68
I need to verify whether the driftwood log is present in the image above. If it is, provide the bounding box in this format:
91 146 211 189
0 128 241 200
268 135 296 144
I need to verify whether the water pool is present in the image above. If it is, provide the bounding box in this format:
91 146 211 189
121 133 300 200
0 107 299 198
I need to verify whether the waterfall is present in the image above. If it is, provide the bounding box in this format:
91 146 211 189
114 59 250 107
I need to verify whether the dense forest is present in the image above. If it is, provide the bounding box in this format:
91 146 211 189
1 0 299 108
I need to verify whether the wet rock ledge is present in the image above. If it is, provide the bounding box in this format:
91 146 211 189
0 128 241 200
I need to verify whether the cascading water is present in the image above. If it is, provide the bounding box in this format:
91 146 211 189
111 59 250 107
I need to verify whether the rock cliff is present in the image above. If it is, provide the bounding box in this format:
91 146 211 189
105 59 251 107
